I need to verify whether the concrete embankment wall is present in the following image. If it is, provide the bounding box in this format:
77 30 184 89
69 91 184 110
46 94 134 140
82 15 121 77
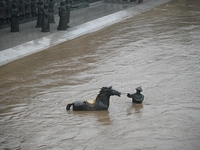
0 0 171 66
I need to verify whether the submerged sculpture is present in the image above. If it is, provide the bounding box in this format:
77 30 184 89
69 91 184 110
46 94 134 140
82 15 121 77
127 86 144 103
66 86 121 111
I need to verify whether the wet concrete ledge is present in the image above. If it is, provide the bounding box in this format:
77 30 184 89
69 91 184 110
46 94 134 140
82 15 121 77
0 0 171 66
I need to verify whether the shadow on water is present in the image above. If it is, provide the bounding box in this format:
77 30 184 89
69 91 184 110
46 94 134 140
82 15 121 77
66 110 112 125
126 104 143 116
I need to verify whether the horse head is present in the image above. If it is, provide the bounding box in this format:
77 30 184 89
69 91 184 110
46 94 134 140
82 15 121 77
94 86 121 110
107 86 121 97
98 86 121 97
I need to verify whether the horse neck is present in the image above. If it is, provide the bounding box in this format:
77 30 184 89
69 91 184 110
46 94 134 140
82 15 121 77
95 93 110 106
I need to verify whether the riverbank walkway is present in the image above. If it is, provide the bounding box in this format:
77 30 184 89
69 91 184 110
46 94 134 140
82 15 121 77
0 0 171 66
0 1 136 51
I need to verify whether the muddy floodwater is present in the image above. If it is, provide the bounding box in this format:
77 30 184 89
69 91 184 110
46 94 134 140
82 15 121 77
0 0 200 149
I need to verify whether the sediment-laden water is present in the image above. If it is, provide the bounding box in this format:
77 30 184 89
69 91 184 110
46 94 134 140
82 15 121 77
0 0 200 149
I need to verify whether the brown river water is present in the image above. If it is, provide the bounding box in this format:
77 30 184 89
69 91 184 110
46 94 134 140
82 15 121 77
0 0 200 149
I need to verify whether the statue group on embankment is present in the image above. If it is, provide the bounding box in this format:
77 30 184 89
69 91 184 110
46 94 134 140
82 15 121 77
0 0 39 29
0 0 70 32
36 0 70 32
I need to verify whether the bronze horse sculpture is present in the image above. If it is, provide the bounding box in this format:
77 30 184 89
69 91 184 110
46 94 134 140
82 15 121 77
66 86 121 111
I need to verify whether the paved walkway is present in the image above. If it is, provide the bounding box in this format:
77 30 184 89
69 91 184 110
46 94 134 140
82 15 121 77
0 1 137 51
0 0 171 66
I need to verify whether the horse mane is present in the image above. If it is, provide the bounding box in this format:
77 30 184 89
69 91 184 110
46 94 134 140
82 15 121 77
84 87 111 108
95 87 111 103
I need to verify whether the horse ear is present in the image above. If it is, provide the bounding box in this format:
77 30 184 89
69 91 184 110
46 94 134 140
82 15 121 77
109 86 112 89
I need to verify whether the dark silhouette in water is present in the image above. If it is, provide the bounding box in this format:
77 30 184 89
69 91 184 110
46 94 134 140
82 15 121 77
127 86 144 103
66 86 121 111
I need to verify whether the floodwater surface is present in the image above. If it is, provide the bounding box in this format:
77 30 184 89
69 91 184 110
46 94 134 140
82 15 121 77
0 0 200 149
